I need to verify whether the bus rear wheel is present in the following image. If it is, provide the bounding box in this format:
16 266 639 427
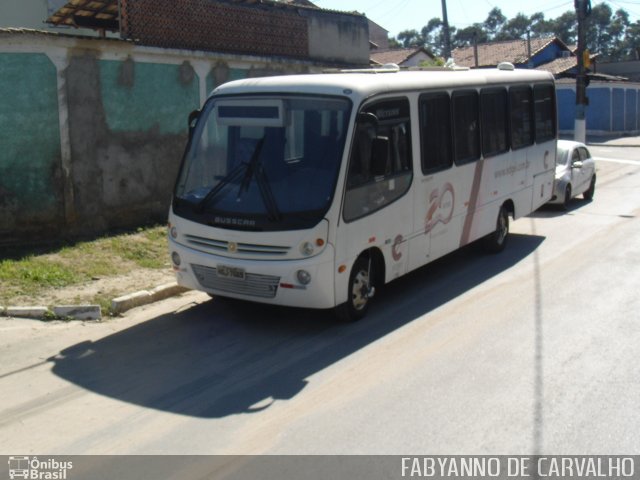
483 205 509 254
335 256 374 322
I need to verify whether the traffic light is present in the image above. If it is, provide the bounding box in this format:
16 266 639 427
583 49 591 69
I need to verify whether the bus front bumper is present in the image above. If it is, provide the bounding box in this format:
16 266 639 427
170 238 337 310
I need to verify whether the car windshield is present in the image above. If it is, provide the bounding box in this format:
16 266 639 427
556 147 570 166
174 95 351 231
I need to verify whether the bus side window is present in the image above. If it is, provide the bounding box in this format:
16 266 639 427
452 91 480 165
347 123 376 188
344 98 413 222
480 88 509 157
420 92 453 174
534 84 557 142
510 86 534 150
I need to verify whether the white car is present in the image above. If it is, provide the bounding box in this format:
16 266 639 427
549 139 596 209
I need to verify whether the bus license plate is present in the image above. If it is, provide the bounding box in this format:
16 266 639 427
217 264 246 280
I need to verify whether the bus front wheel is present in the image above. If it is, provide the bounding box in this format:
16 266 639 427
335 256 374 322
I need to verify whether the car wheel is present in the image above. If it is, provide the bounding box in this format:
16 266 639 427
583 175 596 201
483 205 509 254
562 184 572 210
335 255 374 322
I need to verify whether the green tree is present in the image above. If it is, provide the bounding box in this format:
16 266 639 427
607 9 630 60
388 36 401 48
420 18 457 57
495 13 531 41
545 10 577 45
390 5 636 62
483 7 506 40
621 20 640 60
453 24 488 48
586 3 614 58
397 29 423 48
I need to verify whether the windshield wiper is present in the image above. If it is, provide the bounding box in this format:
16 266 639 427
237 136 266 199
194 134 281 222
194 136 266 213
194 162 246 213
255 165 282 222
236 135 281 222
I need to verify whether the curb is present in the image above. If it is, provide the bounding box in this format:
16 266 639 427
1 282 190 321
111 282 190 315
587 142 640 148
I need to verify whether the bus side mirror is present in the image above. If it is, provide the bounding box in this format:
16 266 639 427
188 109 200 136
358 111 379 128
371 136 390 177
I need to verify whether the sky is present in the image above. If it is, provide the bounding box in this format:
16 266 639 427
311 0 640 38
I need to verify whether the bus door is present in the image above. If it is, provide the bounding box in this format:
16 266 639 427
340 98 414 283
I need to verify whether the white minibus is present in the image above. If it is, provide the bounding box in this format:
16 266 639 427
168 64 556 320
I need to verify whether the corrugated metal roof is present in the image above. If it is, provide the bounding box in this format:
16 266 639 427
0 26 125 41
46 0 120 31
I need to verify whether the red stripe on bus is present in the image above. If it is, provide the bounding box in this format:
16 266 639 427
460 159 485 248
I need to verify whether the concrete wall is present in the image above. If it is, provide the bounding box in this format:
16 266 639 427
0 31 324 245
304 10 369 66
557 81 640 136
368 20 389 50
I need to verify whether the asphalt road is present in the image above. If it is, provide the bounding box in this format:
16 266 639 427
1 144 638 456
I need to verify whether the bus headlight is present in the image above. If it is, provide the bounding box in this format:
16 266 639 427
300 241 315 256
171 252 181 266
297 270 312 285
170 226 178 239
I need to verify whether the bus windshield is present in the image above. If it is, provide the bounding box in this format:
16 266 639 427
174 95 351 231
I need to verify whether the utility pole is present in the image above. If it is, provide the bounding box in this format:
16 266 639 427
441 0 452 60
575 0 590 142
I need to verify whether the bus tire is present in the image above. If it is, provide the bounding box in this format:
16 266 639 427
335 255 373 322
483 205 509 254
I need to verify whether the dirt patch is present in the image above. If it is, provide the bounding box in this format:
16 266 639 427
5 267 176 311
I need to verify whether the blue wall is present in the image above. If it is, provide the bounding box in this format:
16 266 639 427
557 83 640 135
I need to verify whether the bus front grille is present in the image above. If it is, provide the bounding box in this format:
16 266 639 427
191 264 280 299
185 234 291 256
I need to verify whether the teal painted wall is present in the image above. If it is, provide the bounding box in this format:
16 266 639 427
0 53 61 227
0 40 311 244
99 60 200 134
206 67 248 96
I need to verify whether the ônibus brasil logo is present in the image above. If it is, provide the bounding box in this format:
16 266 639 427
8 457 73 480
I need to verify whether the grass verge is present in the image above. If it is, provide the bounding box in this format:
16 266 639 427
0 225 171 316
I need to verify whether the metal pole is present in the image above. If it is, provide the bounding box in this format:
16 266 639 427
441 0 452 60
575 0 587 142
526 28 532 67
473 31 479 68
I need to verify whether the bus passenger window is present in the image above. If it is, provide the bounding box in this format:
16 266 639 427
480 88 509 157
510 86 534 150
420 92 453 174
344 98 413 222
452 91 480 165
534 84 557 142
